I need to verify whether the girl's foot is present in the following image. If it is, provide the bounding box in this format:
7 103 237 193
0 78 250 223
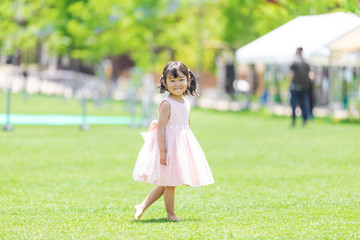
166 215 181 221
134 204 145 220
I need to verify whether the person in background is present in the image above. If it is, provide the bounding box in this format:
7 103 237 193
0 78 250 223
289 47 311 127
308 70 316 122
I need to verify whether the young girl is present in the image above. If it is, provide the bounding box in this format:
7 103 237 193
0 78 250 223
132 61 214 221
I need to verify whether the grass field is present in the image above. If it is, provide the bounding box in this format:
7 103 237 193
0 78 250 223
1 94 360 239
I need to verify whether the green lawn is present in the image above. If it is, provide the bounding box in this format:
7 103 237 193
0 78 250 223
0 93 131 116
1 94 360 239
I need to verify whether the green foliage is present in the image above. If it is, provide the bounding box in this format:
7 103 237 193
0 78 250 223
221 0 262 48
338 0 360 14
0 0 359 70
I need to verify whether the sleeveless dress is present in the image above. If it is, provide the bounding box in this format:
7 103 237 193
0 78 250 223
133 96 214 187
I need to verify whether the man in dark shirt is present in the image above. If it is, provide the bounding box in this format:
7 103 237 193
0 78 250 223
289 47 311 126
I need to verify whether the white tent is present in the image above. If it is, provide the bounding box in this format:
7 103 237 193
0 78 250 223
235 12 360 65
329 26 360 53
327 25 360 67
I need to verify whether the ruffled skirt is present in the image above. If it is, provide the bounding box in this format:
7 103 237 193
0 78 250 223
133 121 214 187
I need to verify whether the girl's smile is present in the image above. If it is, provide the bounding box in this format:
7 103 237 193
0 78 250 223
163 71 188 98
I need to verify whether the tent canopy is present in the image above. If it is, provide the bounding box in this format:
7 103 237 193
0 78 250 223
329 26 360 53
236 12 360 65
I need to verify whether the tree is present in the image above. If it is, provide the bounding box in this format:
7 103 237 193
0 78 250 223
1 0 359 72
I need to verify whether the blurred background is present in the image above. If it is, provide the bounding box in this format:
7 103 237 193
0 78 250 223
1 0 360 127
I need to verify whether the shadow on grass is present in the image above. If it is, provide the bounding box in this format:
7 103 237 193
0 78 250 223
133 218 200 224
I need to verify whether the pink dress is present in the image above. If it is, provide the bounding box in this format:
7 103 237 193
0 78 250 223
133 96 214 187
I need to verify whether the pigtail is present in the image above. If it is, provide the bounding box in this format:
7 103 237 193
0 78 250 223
157 75 167 93
186 70 198 96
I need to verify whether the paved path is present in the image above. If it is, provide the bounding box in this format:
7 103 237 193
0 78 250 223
0 114 141 125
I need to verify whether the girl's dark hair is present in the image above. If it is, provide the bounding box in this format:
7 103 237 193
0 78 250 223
157 61 198 96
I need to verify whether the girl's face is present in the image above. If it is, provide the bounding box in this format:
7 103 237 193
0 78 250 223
163 71 188 97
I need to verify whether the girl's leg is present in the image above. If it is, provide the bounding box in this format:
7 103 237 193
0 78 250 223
164 186 181 221
134 186 165 220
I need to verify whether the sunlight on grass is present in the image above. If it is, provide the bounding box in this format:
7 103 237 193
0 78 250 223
1 94 360 239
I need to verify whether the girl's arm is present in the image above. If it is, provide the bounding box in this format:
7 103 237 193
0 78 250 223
157 101 170 166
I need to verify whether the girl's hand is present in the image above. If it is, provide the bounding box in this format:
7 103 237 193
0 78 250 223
160 151 167 166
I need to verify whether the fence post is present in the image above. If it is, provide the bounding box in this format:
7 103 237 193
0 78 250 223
80 95 90 131
2 86 14 131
